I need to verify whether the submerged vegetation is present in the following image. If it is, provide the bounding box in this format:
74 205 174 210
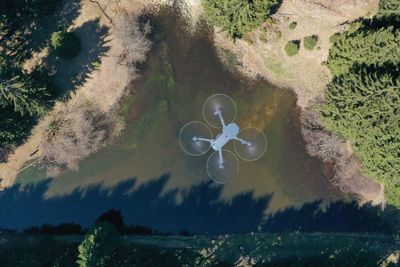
320 4 400 206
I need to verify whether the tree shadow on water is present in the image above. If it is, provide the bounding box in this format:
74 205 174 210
46 19 110 96
0 174 397 235
0 175 269 235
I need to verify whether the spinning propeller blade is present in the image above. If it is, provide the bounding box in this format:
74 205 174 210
206 149 239 184
234 127 267 161
203 94 237 128
179 121 212 156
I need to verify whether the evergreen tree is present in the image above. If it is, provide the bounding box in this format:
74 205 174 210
77 223 124 267
0 53 50 116
318 65 400 206
326 25 400 76
201 0 280 39
0 106 34 145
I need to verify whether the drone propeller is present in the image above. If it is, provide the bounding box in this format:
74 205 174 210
203 94 237 128
206 149 239 184
234 127 267 161
179 121 213 156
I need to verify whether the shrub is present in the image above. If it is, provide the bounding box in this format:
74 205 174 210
288 21 297 30
113 12 152 74
303 35 318 50
51 31 81 58
39 98 122 175
285 40 300 56
329 32 341 44
201 0 280 39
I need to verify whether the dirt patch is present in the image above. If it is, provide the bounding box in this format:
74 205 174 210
215 0 379 108
212 0 383 204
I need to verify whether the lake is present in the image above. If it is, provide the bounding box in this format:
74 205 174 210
7 7 348 234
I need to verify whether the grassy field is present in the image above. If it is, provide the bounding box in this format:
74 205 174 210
0 232 398 266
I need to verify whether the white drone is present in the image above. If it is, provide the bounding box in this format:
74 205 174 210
179 94 267 184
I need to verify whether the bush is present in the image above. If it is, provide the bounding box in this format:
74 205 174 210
39 98 122 175
114 12 152 74
285 40 300 56
201 0 280 39
288 21 297 30
303 35 318 50
329 32 341 44
51 31 81 58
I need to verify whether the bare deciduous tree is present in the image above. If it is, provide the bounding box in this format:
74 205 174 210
301 109 345 162
39 98 122 175
301 108 382 200
113 11 152 75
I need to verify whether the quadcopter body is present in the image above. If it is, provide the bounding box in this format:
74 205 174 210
179 94 267 183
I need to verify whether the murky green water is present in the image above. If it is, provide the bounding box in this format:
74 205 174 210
16 9 345 214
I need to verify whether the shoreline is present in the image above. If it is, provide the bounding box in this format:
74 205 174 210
0 0 385 206
209 0 384 205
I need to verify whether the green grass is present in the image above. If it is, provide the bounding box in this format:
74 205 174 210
265 61 290 78
1 232 397 266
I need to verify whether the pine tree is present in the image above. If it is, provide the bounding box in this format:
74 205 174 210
201 0 279 39
0 53 50 115
77 223 123 267
326 25 400 76
0 106 33 145
317 65 400 205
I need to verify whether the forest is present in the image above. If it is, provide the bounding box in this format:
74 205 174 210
319 1 400 206
1 208 398 266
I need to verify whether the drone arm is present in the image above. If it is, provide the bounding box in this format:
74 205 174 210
218 149 224 168
214 109 226 128
195 137 213 143
235 137 252 146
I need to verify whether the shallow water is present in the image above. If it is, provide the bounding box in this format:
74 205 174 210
13 9 346 232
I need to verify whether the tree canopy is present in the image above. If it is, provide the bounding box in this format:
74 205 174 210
326 24 400 76
318 65 400 205
322 12 400 206
77 223 123 267
201 0 280 39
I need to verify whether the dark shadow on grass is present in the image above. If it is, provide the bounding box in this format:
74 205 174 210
28 0 82 54
261 200 395 233
45 19 110 96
